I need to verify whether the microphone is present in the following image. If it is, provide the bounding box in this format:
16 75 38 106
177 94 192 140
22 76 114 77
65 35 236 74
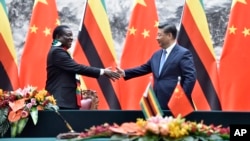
54 110 75 133
54 109 81 140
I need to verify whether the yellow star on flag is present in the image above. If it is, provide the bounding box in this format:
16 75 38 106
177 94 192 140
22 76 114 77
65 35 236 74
43 27 51 36
30 25 38 33
142 29 149 38
129 26 137 35
19 0 59 90
119 0 159 110
154 21 159 28
56 19 60 26
229 25 237 34
242 27 250 37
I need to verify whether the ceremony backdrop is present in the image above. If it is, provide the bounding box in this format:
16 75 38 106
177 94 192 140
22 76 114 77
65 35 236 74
5 0 230 63
5 0 250 111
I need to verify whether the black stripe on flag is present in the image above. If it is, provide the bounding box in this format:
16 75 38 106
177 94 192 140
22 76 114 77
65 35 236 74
178 25 221 110
0 62 13 91
77 25 121 109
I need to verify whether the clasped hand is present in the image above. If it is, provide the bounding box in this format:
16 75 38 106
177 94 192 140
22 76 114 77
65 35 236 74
103 67 120 81
103 67 125 81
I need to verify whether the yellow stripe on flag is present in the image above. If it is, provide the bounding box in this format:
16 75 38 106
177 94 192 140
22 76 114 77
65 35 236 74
140 97 153 119
0 1 19 90
140 83 163 119
88 0 117 61
0 3 18 65
186 0 215 57
147 86 163 116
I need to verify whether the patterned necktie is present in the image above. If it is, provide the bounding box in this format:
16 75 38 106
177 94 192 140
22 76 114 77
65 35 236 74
159 50 167 75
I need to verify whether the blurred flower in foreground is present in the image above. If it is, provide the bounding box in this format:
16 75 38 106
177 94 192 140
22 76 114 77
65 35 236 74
0 86 58 137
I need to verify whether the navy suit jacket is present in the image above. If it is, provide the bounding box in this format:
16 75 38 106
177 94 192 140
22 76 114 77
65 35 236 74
124 44 196 110
45 46 101 109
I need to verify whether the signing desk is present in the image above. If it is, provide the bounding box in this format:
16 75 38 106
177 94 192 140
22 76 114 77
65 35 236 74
3 110 250 137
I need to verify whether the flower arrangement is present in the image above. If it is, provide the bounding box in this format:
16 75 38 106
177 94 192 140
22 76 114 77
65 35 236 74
0 86 58 137
61 115 230 141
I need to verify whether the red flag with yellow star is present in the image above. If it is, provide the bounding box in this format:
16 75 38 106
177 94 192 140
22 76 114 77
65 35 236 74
168 80 194 117
219 0 250 110
0 0 19 90
19 0 59 89
119 0 159 109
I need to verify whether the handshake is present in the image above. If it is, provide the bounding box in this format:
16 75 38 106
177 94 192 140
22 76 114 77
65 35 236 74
103 67 125 81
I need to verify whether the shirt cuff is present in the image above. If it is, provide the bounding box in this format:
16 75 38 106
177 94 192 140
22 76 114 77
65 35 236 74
100 69 104 75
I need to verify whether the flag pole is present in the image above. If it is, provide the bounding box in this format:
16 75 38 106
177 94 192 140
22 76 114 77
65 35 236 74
78 0 88 31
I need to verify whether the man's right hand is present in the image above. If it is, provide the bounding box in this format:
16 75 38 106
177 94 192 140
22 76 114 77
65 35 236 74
116 67 125 77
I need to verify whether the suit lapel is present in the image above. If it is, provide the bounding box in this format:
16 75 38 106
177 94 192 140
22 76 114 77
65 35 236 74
159 45 179 76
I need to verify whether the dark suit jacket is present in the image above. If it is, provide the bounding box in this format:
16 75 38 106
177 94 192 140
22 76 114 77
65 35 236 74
45 46 101 109
124 44 196 110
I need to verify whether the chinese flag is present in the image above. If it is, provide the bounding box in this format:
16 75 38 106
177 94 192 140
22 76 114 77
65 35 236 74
73 0 121 109
19 0 59 90
168 82 194 117
177 0 221 110
119 0 159 109
0 0 19 90
219 0 250 110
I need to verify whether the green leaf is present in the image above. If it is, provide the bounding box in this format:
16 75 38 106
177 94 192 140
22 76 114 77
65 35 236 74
137 138 144 141
210 134 221 139
0 108 8 124
0 108 9 137
129 136 141 141
110 134 127 140
179 136 196 141
195 136 208 141
220 134 230 140
141 135 160 141
30 107 38 125
17 117 29 134
0 119 10 137
10 122 18 137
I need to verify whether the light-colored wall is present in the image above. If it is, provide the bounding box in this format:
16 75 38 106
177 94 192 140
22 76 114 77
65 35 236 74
5 0 231 65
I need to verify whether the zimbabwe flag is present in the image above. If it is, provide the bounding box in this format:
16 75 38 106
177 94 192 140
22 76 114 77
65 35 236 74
0 0 19 91
177 0 221 110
